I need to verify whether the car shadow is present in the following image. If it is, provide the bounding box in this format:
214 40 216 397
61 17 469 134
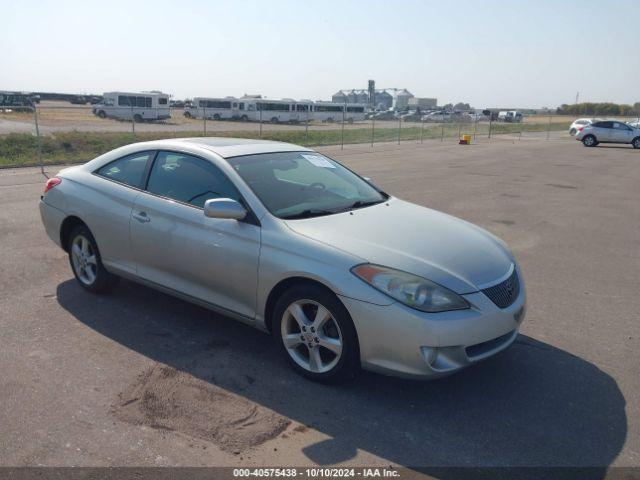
56 279 626 475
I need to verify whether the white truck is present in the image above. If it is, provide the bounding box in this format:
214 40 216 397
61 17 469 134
498 110 523 123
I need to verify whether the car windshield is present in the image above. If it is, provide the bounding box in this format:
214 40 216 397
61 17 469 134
228 152 387 219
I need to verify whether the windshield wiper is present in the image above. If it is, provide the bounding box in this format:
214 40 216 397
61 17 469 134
280 209 336 220
339 199 385 212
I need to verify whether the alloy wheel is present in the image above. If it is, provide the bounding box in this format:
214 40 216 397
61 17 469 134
280 299 343 373
71 234 97 285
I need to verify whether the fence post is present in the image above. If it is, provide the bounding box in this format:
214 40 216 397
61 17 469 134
488 117 492 139
440 121 444 142
420 118 425 144
473 117 478 140
305 109 309 144
203 108 207 136
370 117 375 147
341 103 345 149
33 106 43 175
519 118 522 141
546 115 551 140
259 108 263 138
457 123 461 140
397 116 401 145
131 105 135 136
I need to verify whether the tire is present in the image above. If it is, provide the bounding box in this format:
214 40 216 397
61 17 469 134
97 110 106 119
240 115 248 122
213 114 221 120
184 111 192 119
632 137 640 149
67 225 119 294
133 114 143 123
582 135 597 147
569 128 576 136
270 117 279 124
273 285 360 383
347 118 354 124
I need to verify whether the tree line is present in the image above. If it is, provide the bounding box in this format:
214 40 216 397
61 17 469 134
557 102 640 116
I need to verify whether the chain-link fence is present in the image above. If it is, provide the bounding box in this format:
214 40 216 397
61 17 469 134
2 101 639 168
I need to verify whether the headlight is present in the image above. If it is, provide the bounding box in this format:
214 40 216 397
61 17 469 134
351 264 469 313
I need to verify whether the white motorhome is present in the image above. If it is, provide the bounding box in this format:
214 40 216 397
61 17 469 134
248 99 297 123
92 92 170 121
311 102 366 123
312 102 345 123
498 110 523 123
343 103 366 123
184 97 248 120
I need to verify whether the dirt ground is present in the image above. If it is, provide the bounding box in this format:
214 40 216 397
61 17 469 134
0 137 638 472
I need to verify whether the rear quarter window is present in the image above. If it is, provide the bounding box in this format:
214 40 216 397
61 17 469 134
95 152 153 188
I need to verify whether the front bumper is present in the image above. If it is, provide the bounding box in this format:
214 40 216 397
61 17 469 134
339 273 526 379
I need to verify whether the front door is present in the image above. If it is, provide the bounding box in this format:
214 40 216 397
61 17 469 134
130 151 261 319
611 122 634 143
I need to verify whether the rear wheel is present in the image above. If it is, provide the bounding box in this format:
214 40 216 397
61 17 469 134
133 113 143 123
240 115 249 122
582 135 597 147
569 128 576 135
213 114 221 120
270 117 279 124
184 111 192 119
632 137 640 149
68 225 119 294
273 285 360 383
97 110 106 119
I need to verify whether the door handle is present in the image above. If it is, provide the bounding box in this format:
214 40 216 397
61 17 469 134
132 211 150 223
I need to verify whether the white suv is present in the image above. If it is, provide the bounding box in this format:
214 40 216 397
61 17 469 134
575 120 640 148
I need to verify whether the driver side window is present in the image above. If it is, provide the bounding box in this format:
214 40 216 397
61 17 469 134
146 152 240 208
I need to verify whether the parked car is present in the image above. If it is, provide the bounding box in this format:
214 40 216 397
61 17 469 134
422 111 451 122
498 111 523 123
569 118 599 136
39 138 526 382
400 111 424 122
371 110 395 121
575 120 640 148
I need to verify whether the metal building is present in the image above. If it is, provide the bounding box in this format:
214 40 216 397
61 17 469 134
331 87 415 111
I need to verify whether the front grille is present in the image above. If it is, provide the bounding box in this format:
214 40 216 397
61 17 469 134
482 268 520 308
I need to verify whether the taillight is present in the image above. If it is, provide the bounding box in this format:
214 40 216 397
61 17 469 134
578 127 584 132
44 177 62 194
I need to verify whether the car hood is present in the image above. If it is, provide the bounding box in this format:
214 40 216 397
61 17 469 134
284 198 513 294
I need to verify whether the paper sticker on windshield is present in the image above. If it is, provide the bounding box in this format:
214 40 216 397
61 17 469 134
301 154 335 168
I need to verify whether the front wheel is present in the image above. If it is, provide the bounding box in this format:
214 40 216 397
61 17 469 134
97 110 106 119
632 137 640 149
273 285 360 383
569 128 576 136
582 135 597 147
68 225 119 293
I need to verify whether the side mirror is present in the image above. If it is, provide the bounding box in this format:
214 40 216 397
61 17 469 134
204 198 247 220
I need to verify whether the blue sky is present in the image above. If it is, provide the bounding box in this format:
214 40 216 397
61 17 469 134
3 0 638 107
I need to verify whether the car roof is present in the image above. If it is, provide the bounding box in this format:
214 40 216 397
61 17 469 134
146 137 313 158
